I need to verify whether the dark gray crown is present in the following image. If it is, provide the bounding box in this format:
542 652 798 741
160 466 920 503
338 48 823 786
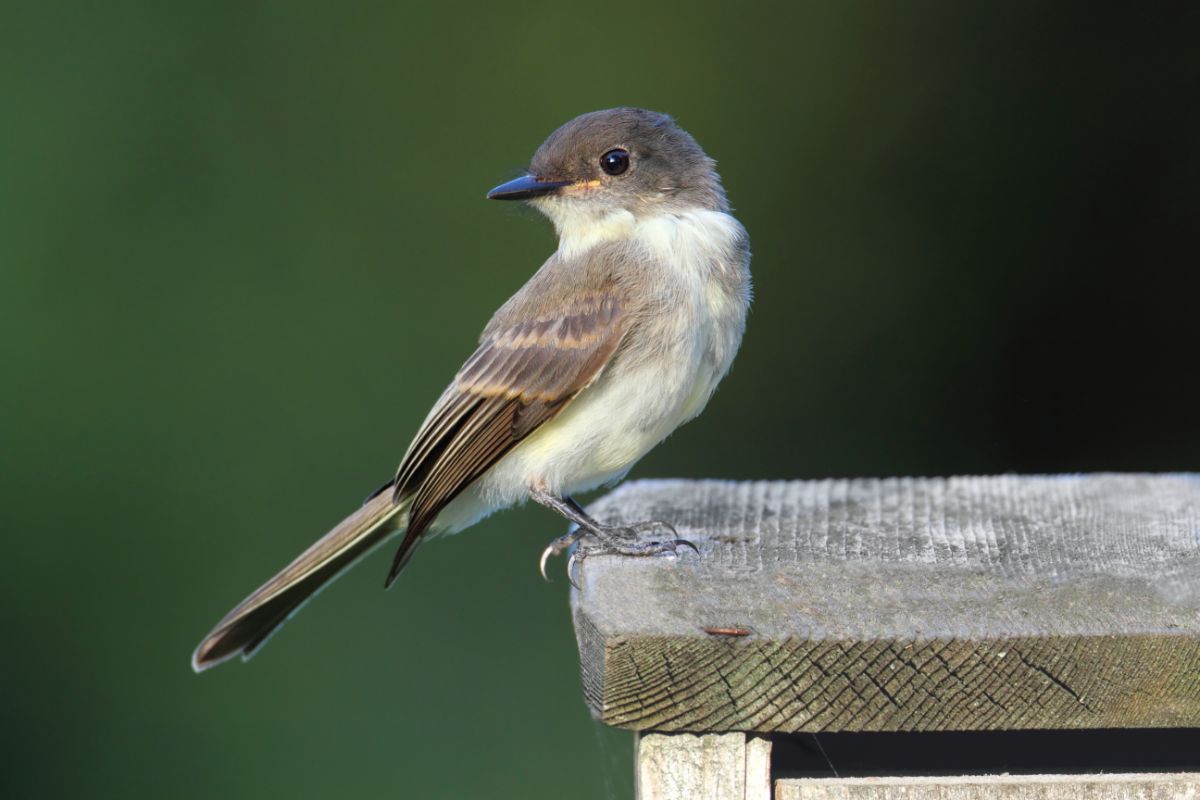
529 108 727 213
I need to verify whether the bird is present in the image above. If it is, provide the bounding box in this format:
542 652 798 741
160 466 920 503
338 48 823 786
192 107 752 671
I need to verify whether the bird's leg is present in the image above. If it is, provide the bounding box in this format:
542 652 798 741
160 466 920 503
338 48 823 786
529 488 698 581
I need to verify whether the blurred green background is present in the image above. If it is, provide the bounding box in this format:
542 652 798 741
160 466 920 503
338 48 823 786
3 2 1197 798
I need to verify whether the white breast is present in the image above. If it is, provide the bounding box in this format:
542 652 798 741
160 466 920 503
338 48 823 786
436 208 749 533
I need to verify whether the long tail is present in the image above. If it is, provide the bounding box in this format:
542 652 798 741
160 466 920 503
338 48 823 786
192 491 409 672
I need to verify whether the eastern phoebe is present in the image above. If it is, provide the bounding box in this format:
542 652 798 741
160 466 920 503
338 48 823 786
193 108 752 671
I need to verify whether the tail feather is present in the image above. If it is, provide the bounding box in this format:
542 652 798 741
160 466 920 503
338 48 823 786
192 491 408 672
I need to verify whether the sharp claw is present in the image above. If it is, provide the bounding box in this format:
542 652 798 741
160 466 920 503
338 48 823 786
567 551 581 590
539 527 586 582
675 538 700 555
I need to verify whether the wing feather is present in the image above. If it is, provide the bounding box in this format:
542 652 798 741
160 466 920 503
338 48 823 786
387 291 626 579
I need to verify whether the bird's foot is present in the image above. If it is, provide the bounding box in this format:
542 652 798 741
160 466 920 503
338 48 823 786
539 528 585 581
539 519 699 587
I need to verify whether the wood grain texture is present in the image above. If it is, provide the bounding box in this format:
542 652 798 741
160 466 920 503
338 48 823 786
570 475 1200 732
775 773 1200 799
636 732 772 800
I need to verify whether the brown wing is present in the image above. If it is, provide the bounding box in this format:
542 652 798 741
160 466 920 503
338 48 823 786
384 291 626 584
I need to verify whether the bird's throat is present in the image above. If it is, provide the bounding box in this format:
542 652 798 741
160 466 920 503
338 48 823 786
542 202 637 259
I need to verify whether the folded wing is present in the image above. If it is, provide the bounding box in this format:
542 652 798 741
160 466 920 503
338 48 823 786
386 288 627 584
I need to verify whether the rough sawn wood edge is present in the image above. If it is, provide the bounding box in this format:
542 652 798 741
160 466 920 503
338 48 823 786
569 475 1200 733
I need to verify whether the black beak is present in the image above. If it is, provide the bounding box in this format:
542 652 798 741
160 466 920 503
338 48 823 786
486 174 571 201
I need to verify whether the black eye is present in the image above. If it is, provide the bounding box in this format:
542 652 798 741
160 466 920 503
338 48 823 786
599 148 630 176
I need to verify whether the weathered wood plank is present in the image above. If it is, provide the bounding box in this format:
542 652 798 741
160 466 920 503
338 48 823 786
636 732 771 800
570 475 1200 732
775 773 1200 799
745 734 771 799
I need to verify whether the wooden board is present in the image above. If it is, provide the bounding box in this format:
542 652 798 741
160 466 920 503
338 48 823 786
636 732 771 800
570 475 1200 732
775 773 1200 799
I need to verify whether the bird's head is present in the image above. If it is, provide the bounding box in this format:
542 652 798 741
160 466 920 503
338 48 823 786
487 108 727 232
